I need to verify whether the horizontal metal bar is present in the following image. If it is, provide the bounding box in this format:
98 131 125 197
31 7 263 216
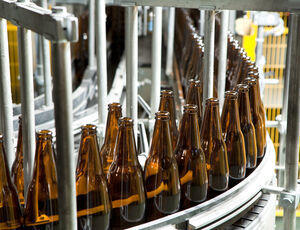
108 0 300 11
0 0 78 42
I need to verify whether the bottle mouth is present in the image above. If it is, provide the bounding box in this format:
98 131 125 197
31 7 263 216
188 79 201 87
18 115 22 123
81 124 97 133
108 102 122 111
155 111 170 120
0 133 3 142
118 117 133 126
236 84 249 93
37 130 52 139
183 104 198 113
225 91 238 99
160 90 174 98
252 66 259 73
244 77 257 86
205 98 219 106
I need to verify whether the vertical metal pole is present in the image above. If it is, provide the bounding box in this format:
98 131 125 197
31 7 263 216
143 7 148 36
199 10 205 37
0 19 14 169
256 26 264 69
96 0 107 124
17 26 35 197
228 10 236 34
88 0 96 68
278 13 293 188
40 0 52 106
203 10 215 106
150 7 162 118
218 10 229 111
165 7 175 76
283 13 300 230
125 6 138 140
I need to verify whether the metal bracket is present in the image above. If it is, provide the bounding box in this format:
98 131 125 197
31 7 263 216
0 0 78 42
262 185 300 209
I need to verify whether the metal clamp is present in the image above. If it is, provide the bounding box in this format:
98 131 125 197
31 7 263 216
0 0 78 42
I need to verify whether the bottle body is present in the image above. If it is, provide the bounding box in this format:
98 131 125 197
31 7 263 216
221 91 246 180
144 112 180 220
76 125 111 230
175 105 207 209
107 118 145 229
0 134 22 229
200 98 229 192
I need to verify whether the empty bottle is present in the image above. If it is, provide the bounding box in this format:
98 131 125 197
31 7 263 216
186 79 203 127
175 105 207 209
76 125 111 230
236 84 257 169
158 90 179 149
221 91 246 180
100 103 122 175
24 130 59 229
107 118 145 229
144 111 180 220
11 116 25 207
0 134 22 229
200 98 229 192
244 78 264 158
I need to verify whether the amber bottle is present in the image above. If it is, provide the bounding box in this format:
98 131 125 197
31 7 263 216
200 98 229 191
186 79 203 127
158 90 179 149
76 125 111 230
236 84 257 169
0 134 22 229
11 116 25 207
24 130 59 229
175 105 207 209
107 118 145 229
221 91 246 180
244 78 265 158
100 103 122 175
144 111 180 220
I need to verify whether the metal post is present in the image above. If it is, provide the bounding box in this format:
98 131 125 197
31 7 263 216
143 6 148 36
218 10 229 111
199 10 205 36
203 10 215 106
165 7 175 76
125 6 138 140
0 19 14 169
88 0 96 68
228 10 236 34
96 0 107 124
150 7 162 117
278 13 293 188
256 26 264 69
283 13 300 230
17 25 35 196
40 0 52 106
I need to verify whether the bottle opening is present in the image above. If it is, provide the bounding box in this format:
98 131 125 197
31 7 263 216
244 77 257 86
236 84 249 93
188 79 201 87
225 91 238 99
81 124 97 133
183 104 198 113
205 98 219 106
18 115 22 123
155 111 170 120
160 90 174 98
37 130 52 139
118 117 133 126
108 102 122 111
0 133 3 141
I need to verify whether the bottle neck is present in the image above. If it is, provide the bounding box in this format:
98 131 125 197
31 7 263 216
150 119 174 159
186 85 203 116
16 122 23 159
159 97 178 134
0 142 11 187
201 104 223 140
104 110 121 146
177 112 201 149
114 126 139 166
238 91 252 124
222 99 241 132
249 86 260 115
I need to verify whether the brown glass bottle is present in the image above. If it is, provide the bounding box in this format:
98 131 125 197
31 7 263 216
11 116 25 207
158 90 179 149
236 84 257 169
244 78 264 158
200 98 229 191
24 130 59 229
76 125 111 230
144 111 180 221
175 105 207 209
107 118 145 229
99 103 122 175
0 134 22 229
221 91 246 180
186 79 203 127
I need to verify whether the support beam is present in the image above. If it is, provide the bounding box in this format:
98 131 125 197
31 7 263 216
165 7 175 76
